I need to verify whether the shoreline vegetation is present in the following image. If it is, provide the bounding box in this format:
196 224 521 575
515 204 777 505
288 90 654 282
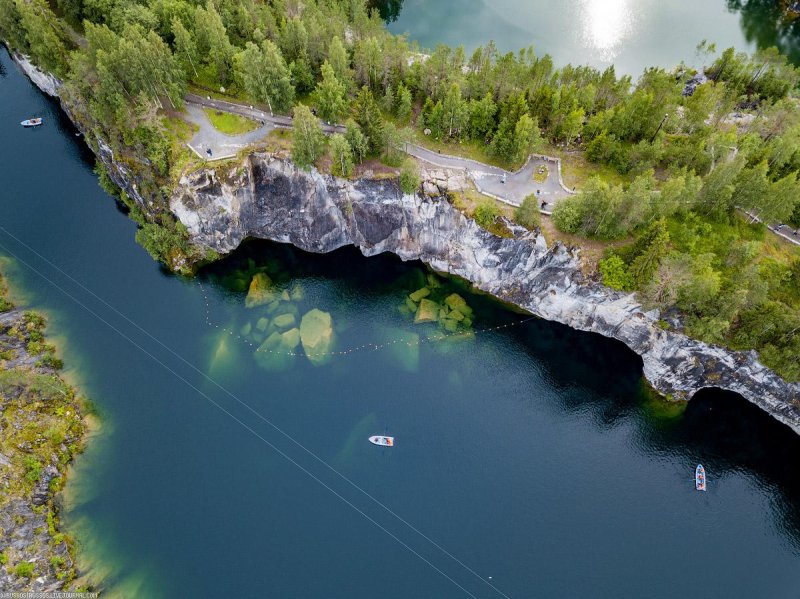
0 0 799 382
0 269 96 593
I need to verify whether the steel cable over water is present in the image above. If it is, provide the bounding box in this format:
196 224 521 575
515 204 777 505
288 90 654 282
0 224 520 598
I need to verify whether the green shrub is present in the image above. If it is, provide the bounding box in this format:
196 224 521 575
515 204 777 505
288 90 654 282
23 457 43 483
399 159 420 195
473 199 501 229
599 255 633 291
14 561 35 578
513 194 541 230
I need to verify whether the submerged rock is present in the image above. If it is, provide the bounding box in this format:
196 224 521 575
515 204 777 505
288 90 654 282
245 273 274 308
272 312 296 331
254 331 296 371
300 309 335 365
414 298 439 323
409 287 431 302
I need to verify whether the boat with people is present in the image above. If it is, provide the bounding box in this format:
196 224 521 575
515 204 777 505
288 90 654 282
20 117 42 127
696 464 707 491
369 435 394 447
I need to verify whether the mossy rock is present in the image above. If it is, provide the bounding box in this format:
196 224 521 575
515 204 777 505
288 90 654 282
405 297 418 312
240 322 252 336
254 331 295 371
414 298 439 323
398 303 412 317
273 312 297 331
445 309 465 322
255 317 269 332
441 317 460 332
245 273 275 308
445 293 473 317
281 290 291 301
265 299 282 314
300 309 335 365
409 287 431 302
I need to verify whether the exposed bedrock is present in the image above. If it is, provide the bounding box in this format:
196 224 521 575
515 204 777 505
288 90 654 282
171 154 800 434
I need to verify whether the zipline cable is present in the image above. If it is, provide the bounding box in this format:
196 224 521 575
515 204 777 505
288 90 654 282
0 224 519 598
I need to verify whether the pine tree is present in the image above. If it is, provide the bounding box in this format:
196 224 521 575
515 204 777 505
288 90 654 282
395 82 412 123
353 87 385 154
314 62 347 123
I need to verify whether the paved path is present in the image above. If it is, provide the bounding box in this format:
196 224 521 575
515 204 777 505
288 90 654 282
404 144 571 207
185 103 275 160
184 94 569 207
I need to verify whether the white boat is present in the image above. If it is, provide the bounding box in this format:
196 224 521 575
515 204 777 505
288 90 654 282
20 118 43 127
369 435 394 447
696 464 706 491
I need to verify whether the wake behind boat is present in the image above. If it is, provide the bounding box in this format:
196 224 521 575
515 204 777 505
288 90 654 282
696 464 707 491
369 435 394 447
20 117 42 127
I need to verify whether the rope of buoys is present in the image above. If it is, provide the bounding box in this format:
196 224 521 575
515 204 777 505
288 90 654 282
199 281 536 359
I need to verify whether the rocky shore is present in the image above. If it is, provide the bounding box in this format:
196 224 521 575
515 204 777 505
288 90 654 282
12 52 800 435
0 273 90 592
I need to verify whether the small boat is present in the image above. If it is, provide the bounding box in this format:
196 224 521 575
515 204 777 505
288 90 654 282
695 464 706 491
20 118 43 127
369 435 394 447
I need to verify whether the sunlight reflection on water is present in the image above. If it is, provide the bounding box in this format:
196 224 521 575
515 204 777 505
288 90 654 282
580 0 635 61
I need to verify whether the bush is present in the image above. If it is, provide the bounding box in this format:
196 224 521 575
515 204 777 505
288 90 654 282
473 199 500 229
599 255 633 290
14 561 35 578
399 159 420 195
513 194 541 230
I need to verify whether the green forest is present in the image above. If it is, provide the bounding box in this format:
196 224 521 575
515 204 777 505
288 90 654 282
1 0 800 380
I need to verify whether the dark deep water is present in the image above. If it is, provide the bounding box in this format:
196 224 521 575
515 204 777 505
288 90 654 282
377 0 800 75
2 48 800 597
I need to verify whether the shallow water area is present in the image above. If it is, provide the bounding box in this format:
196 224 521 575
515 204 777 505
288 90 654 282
2 47 800 597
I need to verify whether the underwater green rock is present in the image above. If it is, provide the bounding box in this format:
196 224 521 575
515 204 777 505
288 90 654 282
240 322 252 336
409 287 431 302
256 317 269 332
254 331 296 371
444 293 472 317
414 298 439 323
273 312 297 331
245 273 275 308
300 309 335 365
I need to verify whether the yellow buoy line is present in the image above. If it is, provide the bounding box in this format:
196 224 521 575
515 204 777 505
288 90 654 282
200 281 538 359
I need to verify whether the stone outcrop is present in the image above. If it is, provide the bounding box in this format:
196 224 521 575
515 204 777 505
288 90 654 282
171 155 800 433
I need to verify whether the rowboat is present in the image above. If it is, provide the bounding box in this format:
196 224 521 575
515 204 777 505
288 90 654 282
695 464 706 491
369 435 394 447
20 118 43 127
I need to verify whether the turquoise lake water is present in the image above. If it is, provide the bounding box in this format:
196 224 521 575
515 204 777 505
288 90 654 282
2 43 800 598
381 0 800 74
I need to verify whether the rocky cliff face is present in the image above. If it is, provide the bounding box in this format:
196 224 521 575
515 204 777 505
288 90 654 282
171 154 800 433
